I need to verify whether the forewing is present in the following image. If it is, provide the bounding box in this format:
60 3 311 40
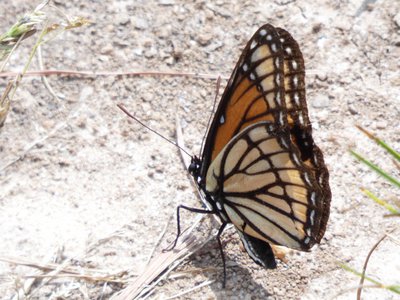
201 24 288 177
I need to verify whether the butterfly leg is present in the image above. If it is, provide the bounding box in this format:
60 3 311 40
163 205 214 252
216 222 227 288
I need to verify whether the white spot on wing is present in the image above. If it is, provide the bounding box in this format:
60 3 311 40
266 34 272 40
274 58 280 68
304 173 312 186
216 201 222 211
250 73 256 81
250 40 257 49
306 228 312 236
242 63 248 72
294 93 300 106
260 29 267 36
285 47 292 55
271 43 277 52
280 138 289 149
304 237 310 244
220 115 225 124
275 74 280 85
298 113 304 125
293 76 298 87
278 112 284 125
292 153 301 166
310 192 316 205
310 210 315 225
292 60 298 70
276 92 281 105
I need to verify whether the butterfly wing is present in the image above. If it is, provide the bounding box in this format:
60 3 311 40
200 24 288 178
198 24 330 259
237 231 277 269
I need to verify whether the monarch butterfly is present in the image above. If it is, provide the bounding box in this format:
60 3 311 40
169 23 331 284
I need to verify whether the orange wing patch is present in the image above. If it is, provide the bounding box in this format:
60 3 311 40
208 25 288 162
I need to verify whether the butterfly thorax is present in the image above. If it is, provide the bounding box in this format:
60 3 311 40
189 156 231 224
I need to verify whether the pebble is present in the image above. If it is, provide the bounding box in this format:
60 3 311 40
348 104 358 115
132 48 143 56
375 121 387 129
158 0 175 5
312 95 330 108
119 15 130 26
134 17 149 30
100 43 114 55
144 47 157 58
394 12 400 28
197 33 212 46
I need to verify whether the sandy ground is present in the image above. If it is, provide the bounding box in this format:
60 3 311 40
0 0 399 299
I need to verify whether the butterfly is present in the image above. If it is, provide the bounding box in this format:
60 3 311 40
169 23 331 285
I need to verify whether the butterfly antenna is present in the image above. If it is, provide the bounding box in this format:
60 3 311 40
199 76 221 156
117 104 193 158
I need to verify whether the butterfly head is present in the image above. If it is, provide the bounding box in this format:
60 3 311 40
188 156 202 183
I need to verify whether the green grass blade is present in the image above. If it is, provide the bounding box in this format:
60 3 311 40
362 188 400 214
350 150 400 189
340 263 400 294
356 125 400 163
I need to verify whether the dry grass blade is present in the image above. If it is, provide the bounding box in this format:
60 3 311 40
0 69 226 80
0 81 12 127
110 214 215 300
143 217 172 268
0 256 127 283
357 232 391 300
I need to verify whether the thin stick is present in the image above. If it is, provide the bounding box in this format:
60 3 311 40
386 233 400 246
0 256 127 280
357 234 387 300
143 216 172 268
0 69 227 80
21 273 126 283
37 45 63 101
0 32 27 72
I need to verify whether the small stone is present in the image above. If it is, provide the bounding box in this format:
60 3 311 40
132 48 143 56
316 72 328 82
119 15 130 26
141 92 153 102
348 104 358 115
157 26 170 39
133 17 148 30
144 47 157 58
100 43 114 55
375 121 387 129
312 95 330 108
197 33 212 46
158 0 175 5
393 12 400 28
142 38 152 47
312 23 322 34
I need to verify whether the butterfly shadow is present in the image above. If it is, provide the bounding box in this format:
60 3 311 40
189 233 273 298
